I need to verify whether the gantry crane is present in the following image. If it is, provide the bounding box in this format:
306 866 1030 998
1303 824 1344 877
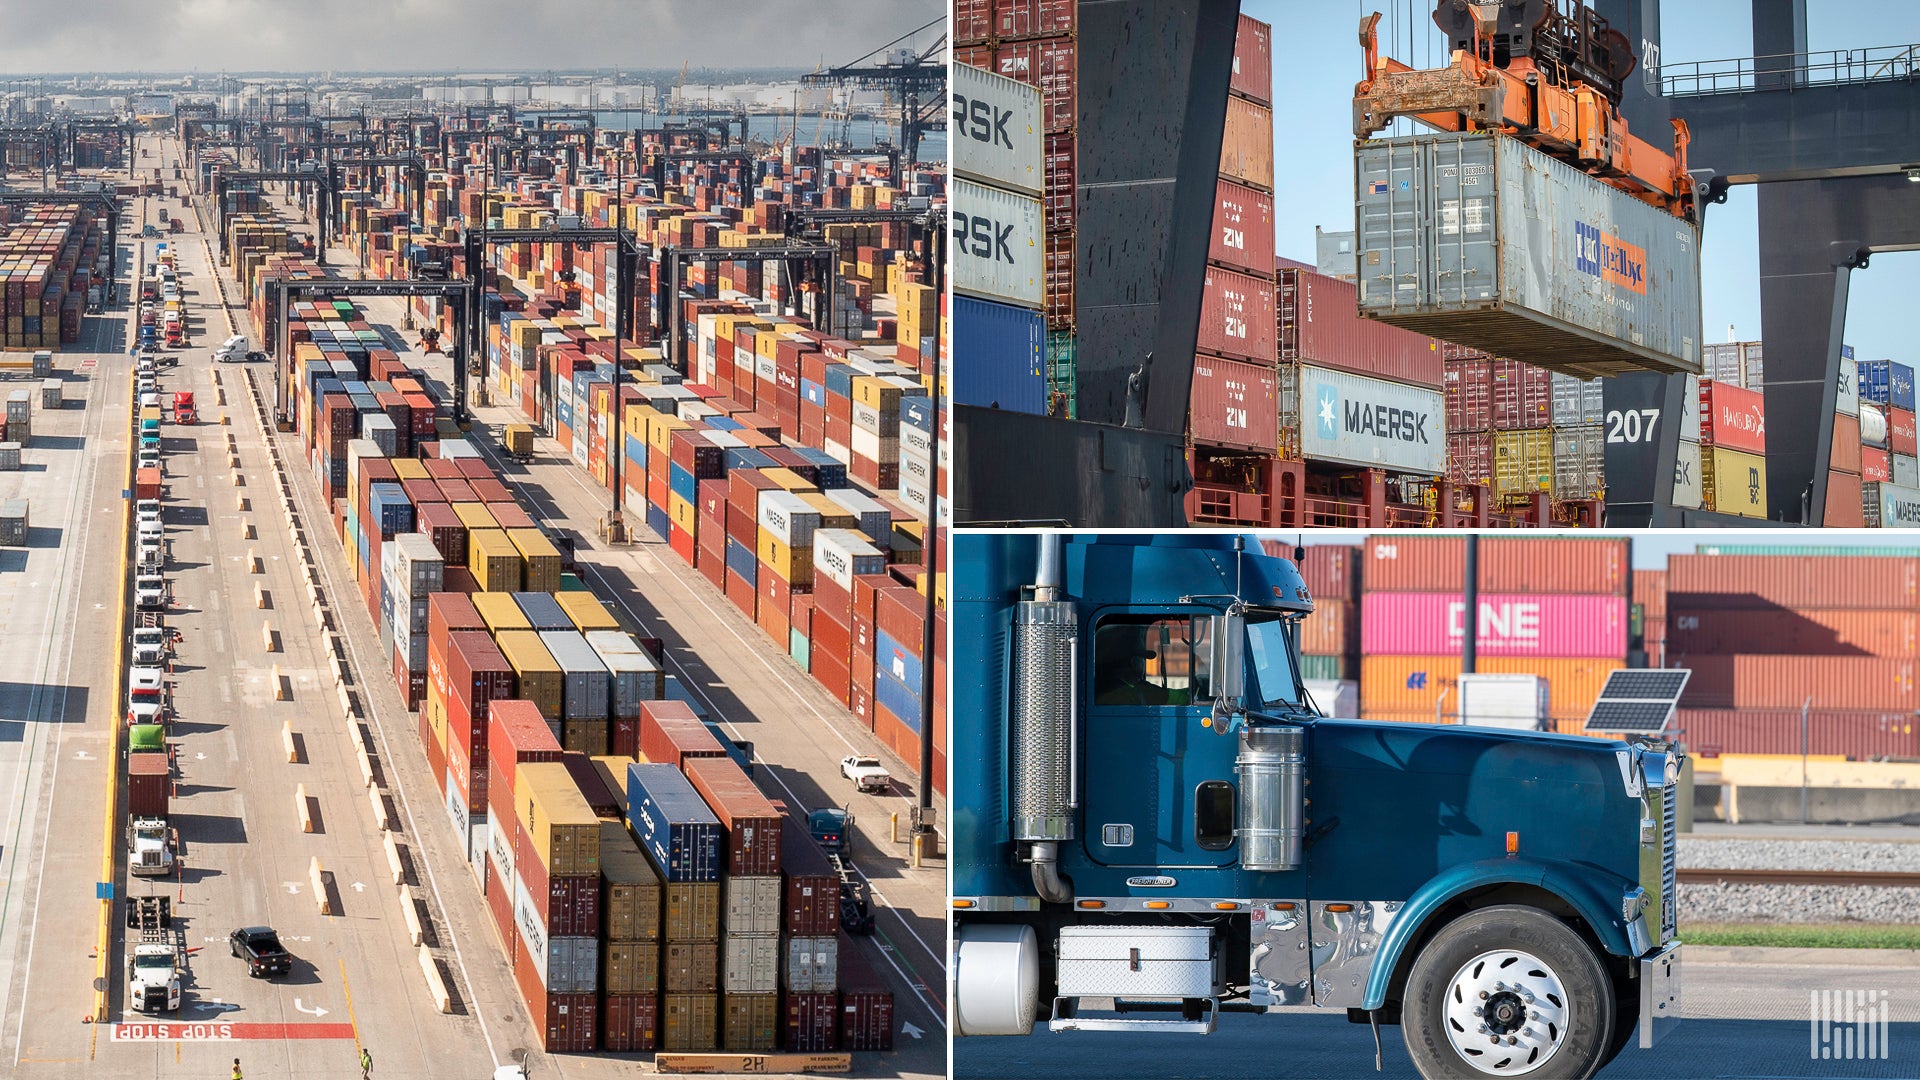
801 19 946 167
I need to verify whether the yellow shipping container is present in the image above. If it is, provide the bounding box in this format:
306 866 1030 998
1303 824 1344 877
757 325 794 361
564 718 609 755
503 424 534 457
602 941 661 994
557 592 621 633
664 882 721 941
472 592 531 633
496 630 564 719
507 528 562 593
425 676 449 750
512 761 601 875
852 375 905 413
758 527 814 585
1359 655 1626 721
668 492 699 536
625 402 659 441
649 414 689 456
1492 430 1556 502
452 502 497 531
762 467 816 494
391 458 429 481
798 492 858 530
468 529 524 592
1703 446 1768 519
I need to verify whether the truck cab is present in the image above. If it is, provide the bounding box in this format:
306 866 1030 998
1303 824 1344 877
125 896 183 1013
128 816 175 876
951 534 1681 1077
172 391 195 424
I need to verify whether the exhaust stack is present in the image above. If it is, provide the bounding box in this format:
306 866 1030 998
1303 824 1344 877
1012 535 1076 902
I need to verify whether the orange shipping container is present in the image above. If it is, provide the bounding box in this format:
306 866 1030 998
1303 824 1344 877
1680 655 1918 711
1218 96 1274 191
1831 413 1863 475
1359 655 1625 721
1667 554 1920 610
1361 536 1627 595
1300 600 1355 656
1666 607 1919 658
1633 569 1667 632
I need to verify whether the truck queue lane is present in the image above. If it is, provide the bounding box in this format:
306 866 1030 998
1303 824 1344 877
0 236 136 1074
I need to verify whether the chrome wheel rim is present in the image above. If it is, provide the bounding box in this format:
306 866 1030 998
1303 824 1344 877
1440 948 1571 1075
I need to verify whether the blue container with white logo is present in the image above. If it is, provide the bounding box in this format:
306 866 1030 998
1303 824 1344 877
1860 360 1916 412
953 295 1046 415
625 763 723 883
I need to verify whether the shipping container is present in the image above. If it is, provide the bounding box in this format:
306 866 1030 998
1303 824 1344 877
468 529 524 592
539 629 612 721
1491 429 1555 502
496 630 564 719
1702 446 1768 519
1279 269 1442 388
513 762 602 876
952 62 1043 196
1285 363 1445 474
586 630 664 717
1865 481 1920 529
1360 593 1627 659
1229 12 1273 104
722 934 780 994
1860 359 1916 412
780 823 843 938
1297 543 1361 601
665 881 722 942
626 763 724 883
1666 607 1918 658
782 991 839 1052
1361 536 1628 594
1219 95 1274 190
1189 354 1279 452
953 295 1045 415
724 874 784 937
602 940 661 996
1679 656 1917 711
1198 265 1278 363
639 700 728 767
1551 423 1605 501
662 993 718 1052
1669 553 1920 610
128 753 169 818
599 821 662 942
1354 133 1702 377
1699 381 1766 454
600 993 658 1052
953 178 1043 309
836 935 895 1051
1359 655 1624 720
513 953 597 1053
1674 708 1918 759
683 755 783 877
1209 179 1276 276
665 941 720 993
1673 439 1703 510
783 934 839 993
721 991 778 1052
1299 599 1355 656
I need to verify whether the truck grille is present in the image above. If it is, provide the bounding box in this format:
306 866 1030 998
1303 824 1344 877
1660 775 1678 940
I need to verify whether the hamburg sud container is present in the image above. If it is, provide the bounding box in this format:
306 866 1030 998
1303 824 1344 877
1198 265 1277 362
953 177 1043 309
1362 536 1628 594
1699 381 1765 454
953 295 1045 414
1286 364 1445 474
1360 593 1627 658
1354 132 1703 377
626 763 724 883
1189 355 1278 452
953 62 1043 196
683 755 783 877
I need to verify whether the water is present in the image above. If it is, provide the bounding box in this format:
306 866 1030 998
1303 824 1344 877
587 110 944 162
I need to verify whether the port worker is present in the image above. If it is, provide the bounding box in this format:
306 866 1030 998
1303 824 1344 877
360 1047 373 1078
231 1058 243 1080
1093 624 1172 706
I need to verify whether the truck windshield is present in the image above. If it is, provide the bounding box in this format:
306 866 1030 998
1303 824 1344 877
1245 614 1302 709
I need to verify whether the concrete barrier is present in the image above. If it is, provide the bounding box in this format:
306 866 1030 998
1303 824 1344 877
336 683 354 717
261 621 276 652
254 583 269 609
383 833 405 885
248 551 262 574
242 522 256 541
282 720 297 763
368 785 390 830
357 743 376 790
310 856 331 915
399 886 424 946
237 496 249 512
228 454 240 470
271 662 289 698
232 470 244 487
336 657 353 685
296 784 313 833
418 945 451 1013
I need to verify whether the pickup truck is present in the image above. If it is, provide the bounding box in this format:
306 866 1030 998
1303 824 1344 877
230 926 293 978
839 755 892 793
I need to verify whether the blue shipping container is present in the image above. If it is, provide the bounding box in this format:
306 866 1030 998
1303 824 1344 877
646 503 670 540
367 483 415 536
953 295 1045 415
801 378 826 408
624 433 647 472
875 667 924 734
625 763 724 882
1860 360 1916 412
875 628 924 691
668 462 699 506
824 363 856 399
725 538 758 582
726 447 776 472
513 592 574 631
900 394 935 433
707 416 742 433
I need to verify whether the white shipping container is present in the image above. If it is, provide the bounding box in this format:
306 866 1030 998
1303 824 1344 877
722 933 780 993
953 178 1043 309
724 875 783 936
822 487 894 547
952 62 1043 196
756 490 821 548
813 528 887 593
1837 345 1860 417
849 425 899 465
1865 481 1920 529
1895 453 1918 489
1289 364 1446 475
1672 438 1703 509
1456 673 1549 730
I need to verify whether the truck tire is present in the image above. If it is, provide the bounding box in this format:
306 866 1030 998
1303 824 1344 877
1401 905 1614 1079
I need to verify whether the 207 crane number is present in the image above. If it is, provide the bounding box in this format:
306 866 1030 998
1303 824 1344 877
1606 408 1661 444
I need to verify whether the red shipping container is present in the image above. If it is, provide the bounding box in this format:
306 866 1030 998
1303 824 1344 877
1667 554 1920 610
1360 593 1628 658
1826 470 1866 528
1894 408 1918 457
812 648 851 707
951 0 1074 42
1666 607 1918 658
471 477 513 503
1679 655 1917 711
437 478 478 503
1279 268 1443 389
611 715 640 759
1863 446 1892 482
402 478 444 505
1446 357 1493 433
1361 536 1628 595
417 501 469 566
128 753 169 818
1197 265 1277 363
726 567 757 620
1229 12 1273 105
601 994 659 1052
836 935 895 1051
782 991 838 1052
875 587 927 659
522 870 601 938
638 701 726 767
1189 354 1278 452
1832 412 1863 475
1299 599 1355 656
1209 179 1275 277
1699 381 1767 453
487 700 565 823
1446 431 1494 486
781 825 842 937
458 457 495 481
952 37 1076 132
1289 544 1360 602
1673 708 1918 759
513 944 597 1053
683 756 783 876
489 502 536 529
1043 129 1074 232
1489 360 1552 430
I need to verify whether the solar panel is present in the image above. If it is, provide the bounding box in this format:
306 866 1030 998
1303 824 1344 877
1582 668 1691 735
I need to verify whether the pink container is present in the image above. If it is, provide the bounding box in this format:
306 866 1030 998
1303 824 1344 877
1361 592 1628 659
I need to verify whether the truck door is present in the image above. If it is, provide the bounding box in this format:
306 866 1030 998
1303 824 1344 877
1081 612 1239 869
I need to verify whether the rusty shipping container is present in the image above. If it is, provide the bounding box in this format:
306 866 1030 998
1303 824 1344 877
1833 413 1863 475
1665 607 1918 658
1360 536 1628 595
683 756 783 877
1360 655 1624 720
1667 554 1920 610
1189 354 1279 453
1209 179 1276 277
662 993 718 1052
1229 12 1273 105
721 992 779 1052
1354 133 1702 378
1674 709 1919 759
1447 432 1494 487
1198 265 1278 363
1280 268 1443 388
1681 655 1918 712
1219 95 1274 190
1827 470 1866 528
665 882 722 942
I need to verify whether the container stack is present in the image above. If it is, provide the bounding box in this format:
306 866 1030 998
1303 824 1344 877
1697 378 1767 519
1443 347 1553 501
951 59 1047 418
505 753 605 1052
1356 537 1629 728
948 0 1075 407
1666 551 1920 759
627 760 724 1052
0 203 102 350
1861 358 1919 526
1185 14 1280 523
1290 543 1360 716
1828 345 1864 526
1633 568 1667 668
684 754 785 1052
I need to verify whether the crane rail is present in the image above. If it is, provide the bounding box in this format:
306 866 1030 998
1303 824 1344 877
1678 868 1920 888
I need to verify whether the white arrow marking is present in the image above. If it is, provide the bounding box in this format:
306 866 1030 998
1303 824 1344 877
901 1021 924 1040
293 998 329 1018
283 881 301 895
349 882 366 893
74 750 94 761
195 752 206 760
195 1000 240 1014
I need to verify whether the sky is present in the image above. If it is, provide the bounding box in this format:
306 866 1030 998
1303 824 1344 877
0 1 940 73
1241 0 1920 364
1282 531 1920 569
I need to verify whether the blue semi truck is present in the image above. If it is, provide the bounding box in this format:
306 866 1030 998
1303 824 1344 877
951 533 1681 1078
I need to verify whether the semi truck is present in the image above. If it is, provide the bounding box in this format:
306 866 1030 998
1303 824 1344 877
951 534 1681 1078
127 726 175 877
125 895 183 1013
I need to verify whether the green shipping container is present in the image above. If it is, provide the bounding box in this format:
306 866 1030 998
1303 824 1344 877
1300 654 1351 680
789 628 810 671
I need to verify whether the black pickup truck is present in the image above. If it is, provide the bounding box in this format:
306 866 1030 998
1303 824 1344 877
229 926 293 978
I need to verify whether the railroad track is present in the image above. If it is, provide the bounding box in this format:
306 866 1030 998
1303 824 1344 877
1679 867 1920 888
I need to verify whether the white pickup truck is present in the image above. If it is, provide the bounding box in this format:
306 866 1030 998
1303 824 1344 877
839 755 891 794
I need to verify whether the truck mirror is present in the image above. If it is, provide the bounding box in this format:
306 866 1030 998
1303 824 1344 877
1210 610 1245 714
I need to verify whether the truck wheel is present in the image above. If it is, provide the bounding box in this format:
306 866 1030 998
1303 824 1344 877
1401 905 1614 1079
